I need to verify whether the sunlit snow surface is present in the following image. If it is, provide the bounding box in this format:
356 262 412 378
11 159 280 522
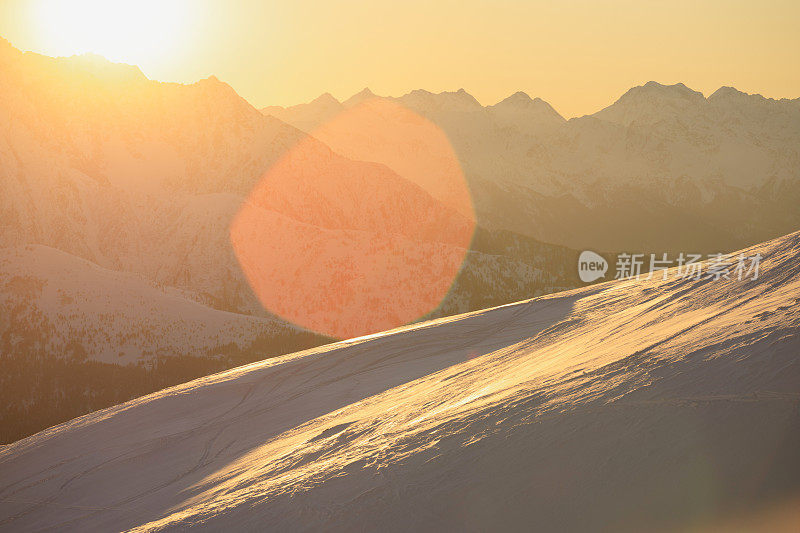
1 232 799 532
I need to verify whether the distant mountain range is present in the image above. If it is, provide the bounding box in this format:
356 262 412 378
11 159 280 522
0 38 577 441
264 82 800 253
1 33 798 441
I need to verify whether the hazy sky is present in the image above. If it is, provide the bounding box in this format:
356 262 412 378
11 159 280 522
1 0 798 117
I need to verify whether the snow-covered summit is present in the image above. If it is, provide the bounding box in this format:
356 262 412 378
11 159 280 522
489 91 566 126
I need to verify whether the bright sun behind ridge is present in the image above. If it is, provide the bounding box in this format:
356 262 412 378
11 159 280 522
32 0 192 67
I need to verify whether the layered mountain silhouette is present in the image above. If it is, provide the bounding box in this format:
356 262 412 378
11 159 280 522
264 82 800 252
0 39 576 441
1 35 799 441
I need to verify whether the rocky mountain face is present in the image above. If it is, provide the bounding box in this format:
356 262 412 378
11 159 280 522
5 32 797 442
0 39 578 442
265 82 800 253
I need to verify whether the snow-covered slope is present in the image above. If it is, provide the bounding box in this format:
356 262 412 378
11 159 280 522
1 230 798 531
0 245 306 364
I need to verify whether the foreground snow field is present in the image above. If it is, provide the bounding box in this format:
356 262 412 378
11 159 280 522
1 231 799 532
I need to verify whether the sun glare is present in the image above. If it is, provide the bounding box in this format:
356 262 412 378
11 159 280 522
32 0 193 68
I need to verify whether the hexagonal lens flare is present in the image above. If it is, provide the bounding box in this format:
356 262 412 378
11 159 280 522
231 98 475 339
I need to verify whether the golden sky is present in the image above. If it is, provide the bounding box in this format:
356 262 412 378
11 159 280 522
1 0 798 117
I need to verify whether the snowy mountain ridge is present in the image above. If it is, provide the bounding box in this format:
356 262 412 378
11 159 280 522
264 82 800 252
1 229 798 531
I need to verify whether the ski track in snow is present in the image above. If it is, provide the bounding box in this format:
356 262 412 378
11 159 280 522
0 231 799 531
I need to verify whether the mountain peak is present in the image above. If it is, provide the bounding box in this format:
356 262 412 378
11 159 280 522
312 92 340 105
406 88 434 98
707 86 747 101
490 91 565 123
344 87 377 106
399 88 482 111
494 91 554 108
502 91 533 104
193 75 259 115
452 88 480 105
198 74 230 89
707 86 800 109
708 85 765 103
625 81 705 101
593 82 707 124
